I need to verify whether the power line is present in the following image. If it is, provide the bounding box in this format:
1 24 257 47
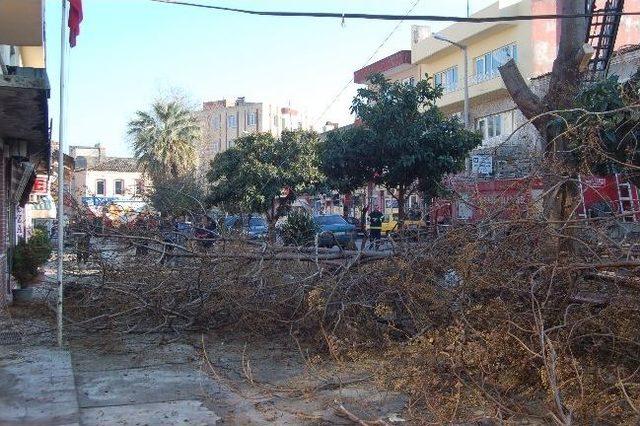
150 0 640 22
314 0 422 128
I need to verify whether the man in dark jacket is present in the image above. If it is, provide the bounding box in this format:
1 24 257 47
369 208 384 248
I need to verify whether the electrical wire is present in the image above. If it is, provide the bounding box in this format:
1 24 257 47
314 0 422 128
149 0 640 22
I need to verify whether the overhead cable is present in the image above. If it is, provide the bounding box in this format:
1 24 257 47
150 0 640 23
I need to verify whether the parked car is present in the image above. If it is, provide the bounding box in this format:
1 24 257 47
377 212 425 236
223 215 268 239
313 214 356 248
381 213 399 235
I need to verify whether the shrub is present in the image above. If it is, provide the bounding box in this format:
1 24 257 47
279 210 317 246
12 227 53 286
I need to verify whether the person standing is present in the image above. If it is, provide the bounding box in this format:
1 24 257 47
368 208 384 248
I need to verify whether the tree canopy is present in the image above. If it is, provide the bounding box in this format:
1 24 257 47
207 130 322 235
564 71 640 188
128 100 199 181
345 73 481 220
145 175 208 218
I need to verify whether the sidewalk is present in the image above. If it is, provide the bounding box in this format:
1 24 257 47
0 346 80 425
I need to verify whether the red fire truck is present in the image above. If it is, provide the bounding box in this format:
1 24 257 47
432 175 639 224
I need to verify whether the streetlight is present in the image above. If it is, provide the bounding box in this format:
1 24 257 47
433 33 470 130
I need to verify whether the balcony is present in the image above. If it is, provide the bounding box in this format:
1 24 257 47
436 71 507 109
0 65 50 158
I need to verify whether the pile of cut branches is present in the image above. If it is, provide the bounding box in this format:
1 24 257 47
63 215 640 423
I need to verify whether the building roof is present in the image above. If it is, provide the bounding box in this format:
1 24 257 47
354 50 412 84
78 156 140 173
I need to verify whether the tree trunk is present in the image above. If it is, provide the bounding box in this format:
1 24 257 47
267 199 277 243
498 0 590 243
397 186 406 229
342 191 351 218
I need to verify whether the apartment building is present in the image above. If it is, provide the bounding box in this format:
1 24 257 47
0 0 51 303
353 0 640 219
197 97 310 175
412 0 640 177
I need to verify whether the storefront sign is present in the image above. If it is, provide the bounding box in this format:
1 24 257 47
472 155 493 175
32 175 48 195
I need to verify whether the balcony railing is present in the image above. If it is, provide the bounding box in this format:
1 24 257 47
439 71 501 96
469 70 501 86
441 82 459 93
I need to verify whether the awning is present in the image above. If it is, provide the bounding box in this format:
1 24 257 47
11 160 36 207
0 66 50 167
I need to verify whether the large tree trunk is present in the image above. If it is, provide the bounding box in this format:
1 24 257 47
499 0 590 226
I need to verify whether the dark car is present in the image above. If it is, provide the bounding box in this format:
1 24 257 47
223 215 268 239
313 215 356 248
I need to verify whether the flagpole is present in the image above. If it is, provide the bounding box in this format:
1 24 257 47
57 0 68 348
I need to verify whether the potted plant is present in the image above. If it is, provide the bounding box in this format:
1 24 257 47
11 227 53 302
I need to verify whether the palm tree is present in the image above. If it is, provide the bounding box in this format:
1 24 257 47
128 101 199 180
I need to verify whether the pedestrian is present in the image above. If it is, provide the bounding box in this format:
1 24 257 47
368 208 384 249
160 216 176 265
201 216 217 248
76 232 90 264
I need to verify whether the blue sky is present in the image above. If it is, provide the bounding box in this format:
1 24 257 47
46 0 494 157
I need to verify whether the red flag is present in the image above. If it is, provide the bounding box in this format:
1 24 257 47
68 0 83 47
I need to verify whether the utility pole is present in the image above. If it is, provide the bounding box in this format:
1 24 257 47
57 0 68 348
433 33 470 129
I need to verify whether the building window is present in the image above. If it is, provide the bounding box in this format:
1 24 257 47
212 116 221 130
434 66 458 93
475 43 518 80
96 179 106 196
247 112 257 126
475 110 514 143
228 115 237 128
274 116 278 126
114 179 124 196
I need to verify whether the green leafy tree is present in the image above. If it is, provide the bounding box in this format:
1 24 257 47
207 130 322 239
318 126 373 216
564 72 640 188
128 100 199 181
279 209 318 246
350 73 482 223
146 175 208 217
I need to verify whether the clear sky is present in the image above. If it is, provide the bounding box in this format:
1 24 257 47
46 0 495 157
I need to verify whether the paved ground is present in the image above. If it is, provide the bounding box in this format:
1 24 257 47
1 306 408 425
0 346 80 425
